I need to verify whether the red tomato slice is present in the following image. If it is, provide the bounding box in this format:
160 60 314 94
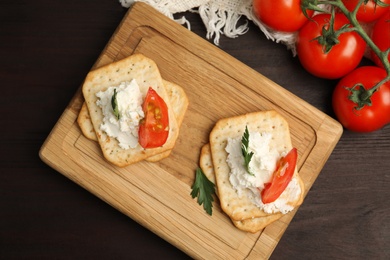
261 148 297 204
138 87 169 149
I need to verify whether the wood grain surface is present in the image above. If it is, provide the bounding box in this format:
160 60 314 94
39 3 342 259
1 1 389 259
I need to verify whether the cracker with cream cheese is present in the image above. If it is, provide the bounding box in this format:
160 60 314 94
78 79 189 162
199 143 283 233
209 110 304 221
82 54 180 167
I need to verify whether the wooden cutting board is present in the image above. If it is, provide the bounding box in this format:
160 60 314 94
40 3 343 259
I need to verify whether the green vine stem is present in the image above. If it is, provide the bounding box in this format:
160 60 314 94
304 0 390 109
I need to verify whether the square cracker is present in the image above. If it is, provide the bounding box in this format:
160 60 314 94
77 102 96 141
199 143 283 233
209 110 304 221
82 54 179 167
78 80 189 162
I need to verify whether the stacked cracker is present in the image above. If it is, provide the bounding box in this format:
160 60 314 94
200 111 305 233
78 54 188 167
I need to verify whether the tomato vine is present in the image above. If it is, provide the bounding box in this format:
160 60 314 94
303 0 390 110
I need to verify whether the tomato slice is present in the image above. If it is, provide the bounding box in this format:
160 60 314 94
138 87 169 149
261 148 297 204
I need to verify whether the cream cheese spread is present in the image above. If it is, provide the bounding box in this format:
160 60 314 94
225 131 301 214
96 79 144 150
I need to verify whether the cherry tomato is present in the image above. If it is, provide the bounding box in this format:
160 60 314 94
261 148 297 204
342 0 390 23
252 0 314 32
138 87 169 148
332 66 390 132
371 11 390 69
297 13 366 79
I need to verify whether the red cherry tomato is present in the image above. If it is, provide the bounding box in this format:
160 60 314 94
342 0 390 23
297 13 366 79
332 66 390 132
371 11 390 68
138 87 169 148
252 0 314 32
261 148 297 204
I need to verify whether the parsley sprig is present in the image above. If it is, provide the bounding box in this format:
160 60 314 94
241 126 254 176
191 168 215 215
111 88 120 120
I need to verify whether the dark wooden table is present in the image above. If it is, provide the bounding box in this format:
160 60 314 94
1 1 389 259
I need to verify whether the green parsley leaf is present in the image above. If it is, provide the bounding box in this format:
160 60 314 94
241 126 254 176
191 168 215 215
111 88 120 120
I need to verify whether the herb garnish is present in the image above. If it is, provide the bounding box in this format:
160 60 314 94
241 126 254 176
111 88 120 120
191 168 215 216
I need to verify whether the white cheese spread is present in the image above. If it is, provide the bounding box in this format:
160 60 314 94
225 131 301 214
96 79 144 150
